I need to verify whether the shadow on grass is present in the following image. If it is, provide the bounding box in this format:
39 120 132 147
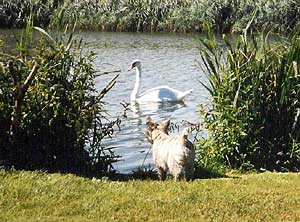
193 165 227 180
1 164 235 182
109 166 158 181
108 165 233 181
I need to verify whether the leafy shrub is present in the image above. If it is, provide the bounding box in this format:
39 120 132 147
198 25 300 172
0 16 120 176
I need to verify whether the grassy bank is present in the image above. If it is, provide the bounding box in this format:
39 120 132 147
1 170 300 221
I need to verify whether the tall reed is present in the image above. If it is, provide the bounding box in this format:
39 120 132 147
198 24 300 172
50 0 300 33
0 0 53 28
1 0 299 34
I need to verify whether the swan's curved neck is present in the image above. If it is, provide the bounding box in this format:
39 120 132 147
131 66 141 101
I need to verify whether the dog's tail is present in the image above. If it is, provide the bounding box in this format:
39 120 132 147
181 123 201 138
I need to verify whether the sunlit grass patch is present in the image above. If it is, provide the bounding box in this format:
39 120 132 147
1 170 300 222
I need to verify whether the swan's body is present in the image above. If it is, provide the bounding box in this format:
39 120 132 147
128 60 193 102
136 85 192 102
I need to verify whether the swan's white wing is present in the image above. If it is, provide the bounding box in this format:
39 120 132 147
138 86 184 102
141 86 180 96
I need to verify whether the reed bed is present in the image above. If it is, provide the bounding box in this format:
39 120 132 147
1 0 299 33
0 0 53 28
51 0 300 33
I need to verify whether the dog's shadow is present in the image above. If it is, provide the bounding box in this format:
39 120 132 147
109 165 237 181
193 165 229 180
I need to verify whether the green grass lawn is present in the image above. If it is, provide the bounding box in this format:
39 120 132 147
1 170 300 222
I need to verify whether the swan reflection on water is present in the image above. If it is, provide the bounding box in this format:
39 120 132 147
113 100 190 172
127 59 191 125
129 100 187 125
113 58 193 173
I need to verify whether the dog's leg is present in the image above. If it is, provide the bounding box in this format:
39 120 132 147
171 167 184 181
185 165 195 181
174 172 185 181
157 167 167 181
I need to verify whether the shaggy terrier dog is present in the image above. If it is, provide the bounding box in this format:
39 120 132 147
146 116 195 180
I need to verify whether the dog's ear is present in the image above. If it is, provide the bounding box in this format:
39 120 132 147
145 116 156 144
160 119 170 133
146 116 153 126
146 128 154 144
146 116 158 131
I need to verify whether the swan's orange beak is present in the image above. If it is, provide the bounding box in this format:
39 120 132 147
128 65 133 71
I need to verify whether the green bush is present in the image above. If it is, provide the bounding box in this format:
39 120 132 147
198 25 300 172
0 17 120 176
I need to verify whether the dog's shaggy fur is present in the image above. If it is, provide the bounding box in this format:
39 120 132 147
146 116 195 180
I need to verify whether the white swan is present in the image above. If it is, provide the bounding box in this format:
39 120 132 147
128 59 193 102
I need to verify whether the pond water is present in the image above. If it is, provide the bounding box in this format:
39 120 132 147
0 30 210 173
80 32 209 173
